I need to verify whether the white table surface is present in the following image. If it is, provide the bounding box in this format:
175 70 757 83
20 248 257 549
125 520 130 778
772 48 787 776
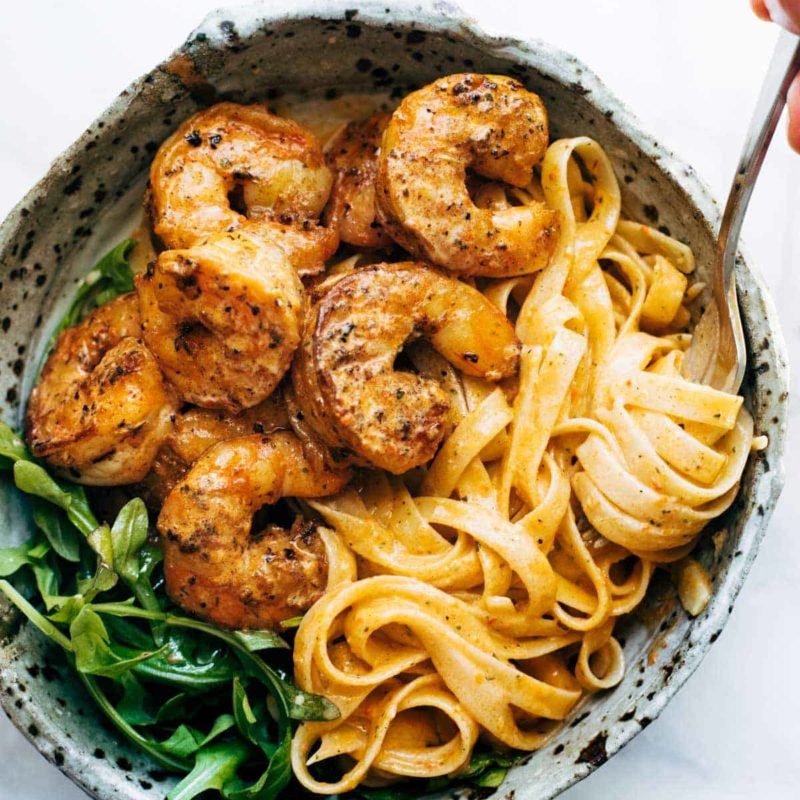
1 1 798 798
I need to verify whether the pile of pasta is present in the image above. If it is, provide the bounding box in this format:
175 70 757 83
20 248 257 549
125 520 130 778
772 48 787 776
290 137 755 793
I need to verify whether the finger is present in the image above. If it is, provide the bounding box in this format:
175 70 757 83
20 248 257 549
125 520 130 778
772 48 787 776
764 0 800 33
787 72 800 152
751 0 772 20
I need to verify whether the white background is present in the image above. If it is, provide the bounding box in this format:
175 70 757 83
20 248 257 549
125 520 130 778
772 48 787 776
1 1 798 798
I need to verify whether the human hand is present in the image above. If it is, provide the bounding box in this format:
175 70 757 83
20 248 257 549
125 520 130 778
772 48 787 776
751 0 800 151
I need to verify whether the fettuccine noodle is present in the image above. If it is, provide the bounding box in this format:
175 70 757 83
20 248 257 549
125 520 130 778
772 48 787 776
291 136 756 793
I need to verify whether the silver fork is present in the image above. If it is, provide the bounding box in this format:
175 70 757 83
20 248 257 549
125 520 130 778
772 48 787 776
682 29 800 393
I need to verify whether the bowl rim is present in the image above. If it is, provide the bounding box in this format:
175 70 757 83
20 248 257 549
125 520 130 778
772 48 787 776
0 2 788 799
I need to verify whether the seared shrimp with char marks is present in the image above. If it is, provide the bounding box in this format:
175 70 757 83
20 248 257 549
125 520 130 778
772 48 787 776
136 230 303 413
150 102 338 276
325 112 393 249
292 262 520 474
26 293 177 485
376 74 559 276
158 432 351 629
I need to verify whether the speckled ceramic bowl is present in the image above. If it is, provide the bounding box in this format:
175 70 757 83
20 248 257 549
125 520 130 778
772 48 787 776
0 2 788 799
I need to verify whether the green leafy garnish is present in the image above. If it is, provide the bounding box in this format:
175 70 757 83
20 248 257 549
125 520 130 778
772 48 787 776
456 749 528 790
350 748 528 799
12 459 98 536
157 714 236 759
233 629 289 653
232 677 275 756
278 615 304 630
224 731 291 800
70 606 167 679
31 499 81 562
31 551 62 610
86 602 339 722
155 692 198 724
111 640 236 692
107 498 149 587
40 239 136 369
167 741 250 800
116 673 157 726
0 536 49 577
0 423 29 467
0 579 72 651
278 674 341 722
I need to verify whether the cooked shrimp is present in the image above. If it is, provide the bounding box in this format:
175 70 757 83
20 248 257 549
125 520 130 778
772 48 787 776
325 112 393 248
158 432 351 629
292 262 520 473
140 393 290 507
136 229 303 413
150 102 338 276
26 293 177 485
376 74 559 276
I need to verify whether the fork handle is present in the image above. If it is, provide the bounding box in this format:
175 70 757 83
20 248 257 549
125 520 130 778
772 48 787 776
717 29 800 296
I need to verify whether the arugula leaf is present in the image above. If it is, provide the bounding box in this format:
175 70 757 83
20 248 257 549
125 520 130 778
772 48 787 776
48 595 89 625
232 677 275 757
227 680 294 800
111 641 235 692
82 500 161 613
461 748 527 777
158 714 236 759
109 498 149 586
233 629 289 653
0 423 86 573
232 678 258 736
91 603 338 722
31 499 81 562
79 672 191 773
277 674 340 722
116 672 157 726
103 614 155 651
457 748 527 790
167 740 250 800
108 498 162 614
224 733 291 800
0 421 29 466
0 537 50 577
138 541 163 580
473 767 508 788
352 749 526 799
79 498 147 600
70 607 166 679
0 579 73 651
32 552 62 610
48 500 156 624
84 524 120 595
94 239 137 293
46 544 107 623
154 692 197 724
41 239 136 365
159 726 212 760
13 460 98 536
